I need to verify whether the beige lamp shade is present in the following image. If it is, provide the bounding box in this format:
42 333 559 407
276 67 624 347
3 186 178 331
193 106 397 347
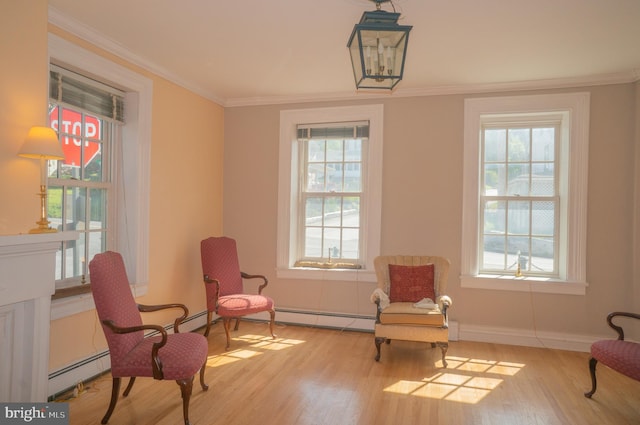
18 126 65 160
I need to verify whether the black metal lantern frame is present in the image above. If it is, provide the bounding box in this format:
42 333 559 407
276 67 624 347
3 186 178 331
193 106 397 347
347 1 413 90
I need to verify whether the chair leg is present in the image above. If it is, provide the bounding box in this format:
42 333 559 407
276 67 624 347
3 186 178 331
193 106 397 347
585 357 598 398
101 377 121 424
223 318 232 350
375 337 386 361
436 342 448 368
122 377 136 397
268 309 277 339
234 318 241 331
176 376 194 425
203 311 213 338
199 360 209 391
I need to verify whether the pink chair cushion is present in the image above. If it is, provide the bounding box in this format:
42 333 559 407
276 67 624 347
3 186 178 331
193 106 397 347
591 339 640 381
112 332 208 380
217 294 274 317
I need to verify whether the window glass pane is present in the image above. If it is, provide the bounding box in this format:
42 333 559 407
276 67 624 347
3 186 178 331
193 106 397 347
84 140 103 182
342 228 359 259
344 163 361 192
484 128 506 162
508 128 530 162
484 163 505 195
343 197 360 227
323 197 342 227
326 139 343 162
304 227 322 257
531 163 554 196
484 200 505 234
506 235 529 267
532 201 554 236
89 188 107 230
66 187 87 230
482 234 504 269
48 185 63 231
507 164 530 195
88 231 106 267
323 228 341 259
345 139 361 161
531 237 554 272
507 201 530 235
308 139 325 162
532 128 554 161
305 197 322 225
307 163 325 191
326 163 343 192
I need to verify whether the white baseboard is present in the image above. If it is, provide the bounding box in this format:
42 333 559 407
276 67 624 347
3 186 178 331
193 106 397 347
458 323 596 352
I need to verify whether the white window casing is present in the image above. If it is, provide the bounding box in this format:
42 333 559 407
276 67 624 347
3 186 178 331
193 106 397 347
49 34 152 318
461 93 590 295
277 105 383 282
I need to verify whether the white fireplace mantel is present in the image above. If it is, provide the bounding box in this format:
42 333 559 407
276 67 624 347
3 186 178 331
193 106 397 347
0 231 77 402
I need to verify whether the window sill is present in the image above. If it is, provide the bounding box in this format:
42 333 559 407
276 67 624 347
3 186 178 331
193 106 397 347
277 267 376 282
51 282 148 320
460 274 587 295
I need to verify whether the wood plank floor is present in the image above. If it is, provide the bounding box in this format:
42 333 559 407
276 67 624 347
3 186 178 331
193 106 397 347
60 321 640 425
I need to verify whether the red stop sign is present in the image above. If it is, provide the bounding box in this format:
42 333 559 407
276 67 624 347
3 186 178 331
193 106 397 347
49 107 101 167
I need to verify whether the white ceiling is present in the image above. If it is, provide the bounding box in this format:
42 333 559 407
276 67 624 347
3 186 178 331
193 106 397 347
48 0 640 107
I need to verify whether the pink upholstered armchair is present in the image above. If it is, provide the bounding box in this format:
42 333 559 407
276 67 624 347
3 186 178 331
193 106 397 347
585 311 640 398
90 251 209 425
200 236 276 349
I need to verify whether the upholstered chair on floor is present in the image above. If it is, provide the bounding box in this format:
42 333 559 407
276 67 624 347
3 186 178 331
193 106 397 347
90 251 209 425
585 311 640 398
200 236 276 349
371 255 452 366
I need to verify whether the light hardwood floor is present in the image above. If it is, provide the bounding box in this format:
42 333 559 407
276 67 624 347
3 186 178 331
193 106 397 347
60 321 640 425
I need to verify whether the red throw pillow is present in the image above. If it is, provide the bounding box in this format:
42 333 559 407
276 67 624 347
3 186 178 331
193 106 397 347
388 263 435 303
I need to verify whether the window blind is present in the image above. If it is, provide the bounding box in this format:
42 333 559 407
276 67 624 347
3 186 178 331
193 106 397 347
297 121 369 139
50 64 125 123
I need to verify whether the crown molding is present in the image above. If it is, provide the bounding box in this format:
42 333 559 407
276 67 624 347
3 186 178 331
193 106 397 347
48 5 640 109
48 6 226 106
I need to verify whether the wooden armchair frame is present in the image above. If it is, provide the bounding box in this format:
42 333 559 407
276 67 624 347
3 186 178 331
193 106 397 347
585 311 640 398
100 304 208 425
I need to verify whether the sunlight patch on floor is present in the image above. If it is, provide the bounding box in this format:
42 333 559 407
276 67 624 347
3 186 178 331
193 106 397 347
383 356 523 404
206 333 306 368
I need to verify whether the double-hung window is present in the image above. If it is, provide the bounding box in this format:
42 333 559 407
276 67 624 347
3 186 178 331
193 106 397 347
480 122 559 276
48 33 152 315
277 105 383 280
48 65 123 294
294 122 368 268
461 93 590 294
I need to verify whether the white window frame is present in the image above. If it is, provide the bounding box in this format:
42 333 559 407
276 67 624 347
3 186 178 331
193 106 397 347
49 33 152 318
461 93 590 295
277 105 383 282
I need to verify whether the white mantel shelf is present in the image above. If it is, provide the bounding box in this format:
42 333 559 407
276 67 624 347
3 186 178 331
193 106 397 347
0 231 78 402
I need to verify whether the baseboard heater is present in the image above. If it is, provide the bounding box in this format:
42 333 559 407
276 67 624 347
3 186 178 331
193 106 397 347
47 311 209 401
266 308 376 332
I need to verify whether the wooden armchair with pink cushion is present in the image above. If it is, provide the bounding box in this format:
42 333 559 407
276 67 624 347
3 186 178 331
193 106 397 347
585 311 640 398
371 255 452 366
89 251 209 425
200 236 276 349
